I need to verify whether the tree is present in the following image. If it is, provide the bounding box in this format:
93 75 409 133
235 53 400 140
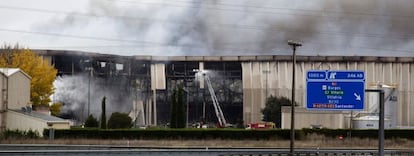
261 96 294 128
169 88 177 128
0 45 57 106
100 96 107 129
176 86 186 128
84 114 99 128
49 102 62 116
107 112 132 129
169 86 186 128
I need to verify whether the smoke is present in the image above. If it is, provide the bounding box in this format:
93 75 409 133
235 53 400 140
53 74 132 121
37 0 414 56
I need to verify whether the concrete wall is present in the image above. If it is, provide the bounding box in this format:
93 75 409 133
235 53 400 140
0 74 5 111
0 69 31 131
7 111 45 136
281 107 347 129
242 61 414 127
6 111 70 137
0 74 5 130
49 122 71 129
8 71 30 110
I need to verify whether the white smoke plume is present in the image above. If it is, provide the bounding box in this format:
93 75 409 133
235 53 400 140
53 74 133 121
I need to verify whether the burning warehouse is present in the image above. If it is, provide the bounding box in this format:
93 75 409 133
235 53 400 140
0 0 413 132
37 50 414 129
39 50 244 127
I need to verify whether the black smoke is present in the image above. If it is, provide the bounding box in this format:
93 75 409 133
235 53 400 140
37 0 414 56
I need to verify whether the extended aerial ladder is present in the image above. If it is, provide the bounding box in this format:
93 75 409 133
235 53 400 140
204 74 228 127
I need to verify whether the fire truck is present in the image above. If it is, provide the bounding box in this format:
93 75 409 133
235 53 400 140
246 122 275 129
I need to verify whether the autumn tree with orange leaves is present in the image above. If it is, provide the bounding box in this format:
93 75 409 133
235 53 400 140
0 45 57 106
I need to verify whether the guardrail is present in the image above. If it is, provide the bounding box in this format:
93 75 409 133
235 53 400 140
221 149 414 156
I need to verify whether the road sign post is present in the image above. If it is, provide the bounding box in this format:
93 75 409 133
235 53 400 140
306 70 365 110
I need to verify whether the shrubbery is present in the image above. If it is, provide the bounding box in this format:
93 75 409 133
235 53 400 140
107 112 132 129
43 128 414 140
0 129 40 139
84 115 99 128
43 128 302 140
261 96 292 128
170 86 186 128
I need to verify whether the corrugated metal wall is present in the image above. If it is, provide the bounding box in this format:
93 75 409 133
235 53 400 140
149 64 166 126
242 61 414 127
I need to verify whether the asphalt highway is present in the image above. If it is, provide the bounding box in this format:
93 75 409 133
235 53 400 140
0 144 413 156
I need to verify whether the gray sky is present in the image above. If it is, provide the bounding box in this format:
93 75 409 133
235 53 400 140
0 0 413 56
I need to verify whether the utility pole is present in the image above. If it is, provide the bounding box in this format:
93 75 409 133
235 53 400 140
88 67 91 117
183 86 189 128
84 59 92 122
366 88 385 156
288 40 302 156
186 88 189 128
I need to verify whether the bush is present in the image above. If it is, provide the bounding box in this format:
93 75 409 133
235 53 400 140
50 102 62 116
107 112 132 129
170 86 186 128
43 128 414 140
261 96 293 128
84 114 99 128
43 128 297 140
1 129 39 139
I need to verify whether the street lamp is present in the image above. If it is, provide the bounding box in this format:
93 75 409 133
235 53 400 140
287 40 302 156
86 66 93 118
182 87 190 128
83 58 94 122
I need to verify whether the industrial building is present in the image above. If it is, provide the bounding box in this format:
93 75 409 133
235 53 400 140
0 68 69 136
37 50 414 129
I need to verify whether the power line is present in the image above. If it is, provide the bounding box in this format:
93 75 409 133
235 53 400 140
0 5 413 40
110 0 414 19
0 28 281 52
0 28 169 46
1 27 414 54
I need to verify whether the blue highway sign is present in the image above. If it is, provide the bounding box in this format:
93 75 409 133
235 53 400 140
306 70 365 110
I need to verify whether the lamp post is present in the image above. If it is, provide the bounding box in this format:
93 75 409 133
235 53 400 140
86 66 93 118
88 68 91 117
84 59 92 122
288 40 302 156
183 87 189 128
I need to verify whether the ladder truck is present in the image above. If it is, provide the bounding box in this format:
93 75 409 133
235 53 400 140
204 74 230 128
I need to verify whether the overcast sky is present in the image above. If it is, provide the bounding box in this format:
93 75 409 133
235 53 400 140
0 0 413 56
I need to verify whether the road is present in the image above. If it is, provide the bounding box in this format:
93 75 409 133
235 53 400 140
0 144 413 156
